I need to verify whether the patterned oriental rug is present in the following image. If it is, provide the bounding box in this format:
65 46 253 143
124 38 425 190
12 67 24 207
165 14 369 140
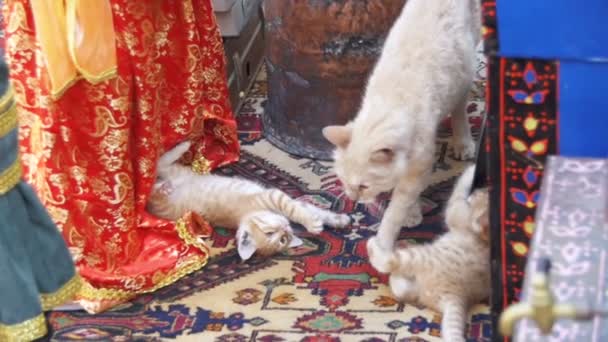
0 3 491 341
42 55 492 341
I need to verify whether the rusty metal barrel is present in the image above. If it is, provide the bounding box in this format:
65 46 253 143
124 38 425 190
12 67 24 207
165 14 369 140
262 0 407 160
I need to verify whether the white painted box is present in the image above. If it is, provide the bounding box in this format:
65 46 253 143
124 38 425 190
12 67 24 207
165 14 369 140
214 0 261 37
211 0 237 12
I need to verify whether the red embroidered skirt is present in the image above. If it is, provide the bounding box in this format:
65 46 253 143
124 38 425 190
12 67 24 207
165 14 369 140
2 0 240 312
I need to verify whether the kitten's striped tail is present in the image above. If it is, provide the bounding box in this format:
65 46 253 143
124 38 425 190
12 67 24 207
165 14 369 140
440 295 467 342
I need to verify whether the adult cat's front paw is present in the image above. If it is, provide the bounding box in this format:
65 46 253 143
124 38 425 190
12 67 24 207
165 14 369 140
366 237 397 274
452 138 476 160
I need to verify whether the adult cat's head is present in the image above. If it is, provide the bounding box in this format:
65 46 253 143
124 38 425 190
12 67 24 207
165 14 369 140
236 211 303 260
322 123 408 202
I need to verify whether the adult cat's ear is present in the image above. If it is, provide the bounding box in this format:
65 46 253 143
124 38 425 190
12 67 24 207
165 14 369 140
289 235 304 248
237 230 257 260
322 125 352 149
370 148 395 163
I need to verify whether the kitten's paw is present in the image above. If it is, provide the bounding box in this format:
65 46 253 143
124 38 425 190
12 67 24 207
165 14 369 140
304 219 325 235
403 206 423 228
153 181 174 196
366 237 397 274
174 141 193 154
327 213 351 228
452 138 476 160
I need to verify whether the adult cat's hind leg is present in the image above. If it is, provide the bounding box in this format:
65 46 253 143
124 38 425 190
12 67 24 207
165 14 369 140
451 92 475 161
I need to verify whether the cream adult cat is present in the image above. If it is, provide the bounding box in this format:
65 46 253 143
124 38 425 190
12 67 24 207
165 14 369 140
368 165 490 342
322 0 481 252
147 141 350 260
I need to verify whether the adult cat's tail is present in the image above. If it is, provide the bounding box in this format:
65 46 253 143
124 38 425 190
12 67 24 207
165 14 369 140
440 295 467 342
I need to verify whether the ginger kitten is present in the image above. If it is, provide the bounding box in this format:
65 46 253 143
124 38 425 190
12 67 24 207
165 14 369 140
367 165 490 342
147 141 350 260
322 0 481 251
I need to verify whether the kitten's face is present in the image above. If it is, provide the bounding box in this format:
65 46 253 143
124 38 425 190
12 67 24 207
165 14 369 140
236 211 303 260
323 125 406 202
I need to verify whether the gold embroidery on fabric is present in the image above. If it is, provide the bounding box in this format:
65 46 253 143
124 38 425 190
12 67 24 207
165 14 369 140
99 128 128 172
110 96 129 113
77 218 210 301
186 44 201 72
0 314 47 342
78 254 208 301
0 158 22 195
49 76 83 100
0 85 14 107
90 105 128 137
191 155 212 174
11 80 34 108
45 204 69 227
176 218 210 254
213 125 236 145
107 172 133 205
40 275 82 311
0 102 17 138
181 1 195 24
7 2 29 34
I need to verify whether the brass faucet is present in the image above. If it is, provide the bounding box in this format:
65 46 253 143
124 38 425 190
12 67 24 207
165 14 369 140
499 258 587 337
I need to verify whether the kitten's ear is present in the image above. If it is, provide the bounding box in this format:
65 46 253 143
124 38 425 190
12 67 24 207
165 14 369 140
370 148 395 163
322 125 352 149
289 235 304 248
237 230 258 260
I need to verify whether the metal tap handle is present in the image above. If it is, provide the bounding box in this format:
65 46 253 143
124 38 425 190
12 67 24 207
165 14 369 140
536 258 552 274
500 257 586 337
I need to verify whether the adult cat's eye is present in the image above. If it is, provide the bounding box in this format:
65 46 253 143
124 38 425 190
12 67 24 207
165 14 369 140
370 148 395 163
